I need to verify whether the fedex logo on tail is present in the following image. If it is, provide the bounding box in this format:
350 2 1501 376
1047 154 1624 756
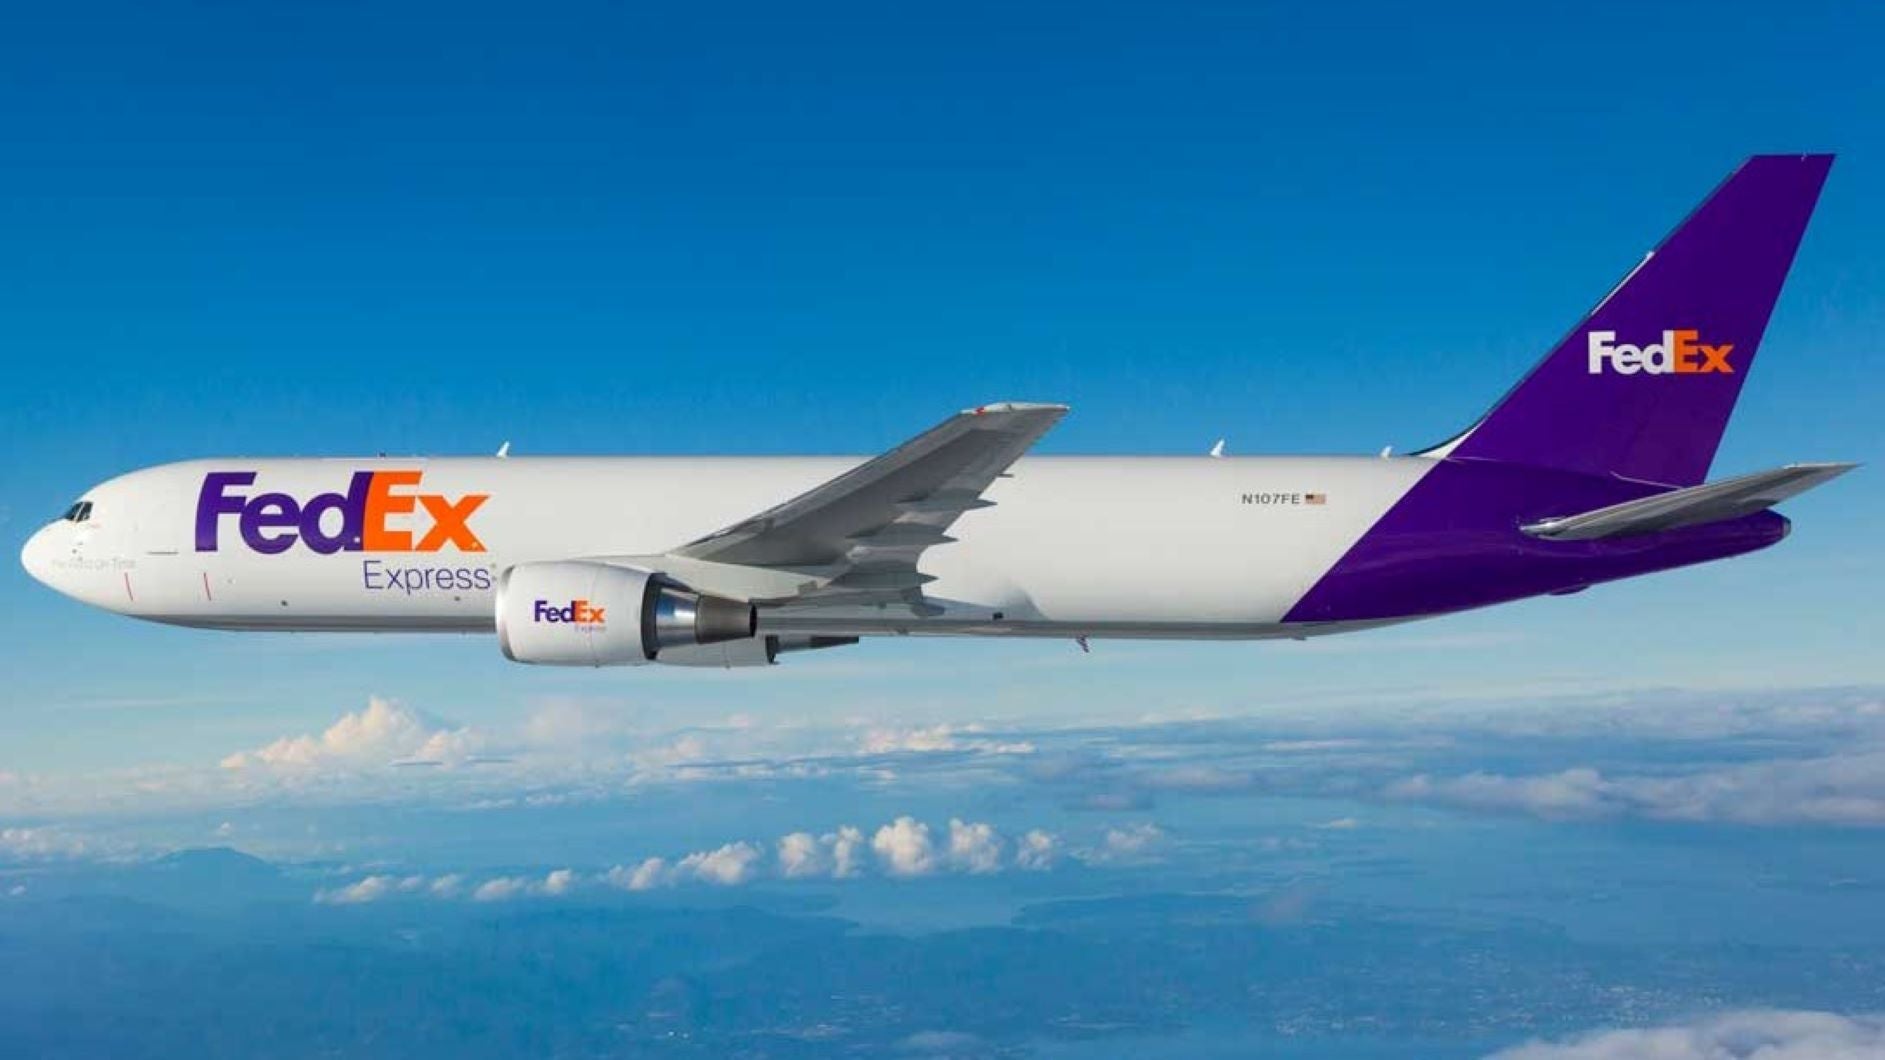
196 471 489 555
533 599 605 624
1587 330 1733 376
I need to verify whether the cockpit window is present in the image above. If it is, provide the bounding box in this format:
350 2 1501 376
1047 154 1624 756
62 501 93 523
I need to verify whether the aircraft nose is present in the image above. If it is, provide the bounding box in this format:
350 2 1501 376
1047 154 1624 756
20 524 58 587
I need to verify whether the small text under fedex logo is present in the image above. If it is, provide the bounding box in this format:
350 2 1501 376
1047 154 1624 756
196 471 488 555
534 599 606 625
1587 330 1734 376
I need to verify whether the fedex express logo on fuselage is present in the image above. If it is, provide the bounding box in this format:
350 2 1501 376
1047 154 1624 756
1587 330 1734 376
196 471 489 555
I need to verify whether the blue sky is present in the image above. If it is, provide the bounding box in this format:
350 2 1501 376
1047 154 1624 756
2 3 1883 1057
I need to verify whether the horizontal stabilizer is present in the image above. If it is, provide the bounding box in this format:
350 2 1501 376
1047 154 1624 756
1522 462 1856 541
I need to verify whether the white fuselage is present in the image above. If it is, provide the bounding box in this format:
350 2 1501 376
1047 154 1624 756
20 455 1433 640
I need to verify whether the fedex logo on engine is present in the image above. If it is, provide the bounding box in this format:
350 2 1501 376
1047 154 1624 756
533 599 605 624
196 471 489 555
1587 330 1734 376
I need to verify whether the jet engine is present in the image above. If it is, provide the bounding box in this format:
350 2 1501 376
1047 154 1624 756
495 561 755 666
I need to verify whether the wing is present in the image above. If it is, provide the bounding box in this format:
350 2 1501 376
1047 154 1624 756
1522 462 1856 541
672 402 1067 605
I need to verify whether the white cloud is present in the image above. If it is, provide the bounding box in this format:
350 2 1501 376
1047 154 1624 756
6 884 26 898
615 818 1100 883
605 843 762 889
220 696 485 772
1014 829 1058 871
315 873 429 904
872 816 938 877
469 869 573 902
317 874 397 904
1106 822 1164 856
472 877 526 902
306 815 1121 905
859 724 1034 757
1391 752 1885 827
0 825 99 861
945 818 1003 874
1485 1009 1885 1060
860 725 958 754
676 842 762 886
605 857 670 892
1083 822 1166 865
1390 770 1611 821
0 826 126 860
777 832 824 879
829 825 866 878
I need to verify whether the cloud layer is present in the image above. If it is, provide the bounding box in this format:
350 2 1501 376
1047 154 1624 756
12 687 1885 840
1389 752 1885 826
314 815 1095 903
1485 1010 1885 1060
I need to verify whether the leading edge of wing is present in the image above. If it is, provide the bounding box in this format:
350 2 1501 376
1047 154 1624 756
672 401 1068 571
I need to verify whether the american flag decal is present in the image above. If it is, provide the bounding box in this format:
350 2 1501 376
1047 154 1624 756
1305 493 1327 505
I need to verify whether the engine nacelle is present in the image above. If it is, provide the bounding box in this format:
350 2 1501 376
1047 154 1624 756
495 561 756 666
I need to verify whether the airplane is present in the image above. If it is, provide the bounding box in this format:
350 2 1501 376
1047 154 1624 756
19 154 1856 669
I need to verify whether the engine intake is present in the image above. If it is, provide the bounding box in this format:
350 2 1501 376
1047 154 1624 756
496 561 756 666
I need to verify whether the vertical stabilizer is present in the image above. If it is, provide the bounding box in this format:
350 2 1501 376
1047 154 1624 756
1438 154 1832 486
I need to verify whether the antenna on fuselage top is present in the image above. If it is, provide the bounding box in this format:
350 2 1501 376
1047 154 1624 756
1379 445 1393 458
496 441 511 459
1208 439 1225 458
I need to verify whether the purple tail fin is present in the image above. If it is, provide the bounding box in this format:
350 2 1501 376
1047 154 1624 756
1437 154 1832 486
